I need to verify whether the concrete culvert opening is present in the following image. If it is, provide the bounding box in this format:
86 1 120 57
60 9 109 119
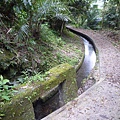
33 82 65 120
33 92 59 120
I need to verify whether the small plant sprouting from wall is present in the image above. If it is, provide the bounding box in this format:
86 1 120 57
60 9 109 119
0 75 16 102
17 71 50 84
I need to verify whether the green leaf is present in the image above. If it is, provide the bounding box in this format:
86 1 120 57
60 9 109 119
3 79 9 85
0 81 2 85
17 78 24 83
3 85 9 90
0 113 5 117
0 75 3 81
2 95 10 101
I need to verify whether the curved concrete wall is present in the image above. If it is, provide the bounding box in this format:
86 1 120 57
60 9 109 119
66 26 97 53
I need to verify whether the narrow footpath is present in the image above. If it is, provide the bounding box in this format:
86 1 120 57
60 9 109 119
42 27 120 120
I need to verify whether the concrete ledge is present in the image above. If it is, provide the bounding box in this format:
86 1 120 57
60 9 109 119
0 63 78 120
42 79 120 120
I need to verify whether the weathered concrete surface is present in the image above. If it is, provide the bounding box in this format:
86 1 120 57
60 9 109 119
0 63 77 120
42 27 120 120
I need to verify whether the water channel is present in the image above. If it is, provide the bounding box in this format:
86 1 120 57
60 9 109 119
76 37 96 88
33 33 96 120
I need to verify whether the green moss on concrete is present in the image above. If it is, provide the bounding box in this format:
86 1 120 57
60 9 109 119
0 63 77 120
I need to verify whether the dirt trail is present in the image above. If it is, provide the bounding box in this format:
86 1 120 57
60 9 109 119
42 27 120 120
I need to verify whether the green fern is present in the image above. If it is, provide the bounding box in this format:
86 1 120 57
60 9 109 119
17 24 29 41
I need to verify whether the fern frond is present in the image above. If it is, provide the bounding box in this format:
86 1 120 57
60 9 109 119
17 24 29 41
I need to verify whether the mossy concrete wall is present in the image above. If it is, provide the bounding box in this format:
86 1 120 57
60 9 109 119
0 63 78 120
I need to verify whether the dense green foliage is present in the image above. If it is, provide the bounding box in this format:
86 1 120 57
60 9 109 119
101 0 120 29
68 0 120 29
0 0 74 101
69 0 95 27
